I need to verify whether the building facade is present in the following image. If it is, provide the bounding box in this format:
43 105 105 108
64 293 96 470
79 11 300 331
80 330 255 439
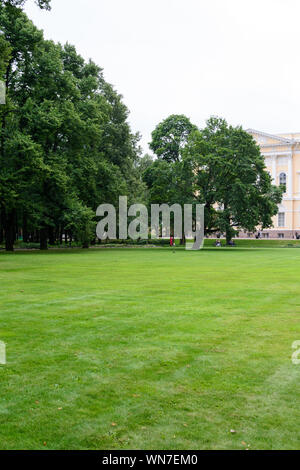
246 129 300 239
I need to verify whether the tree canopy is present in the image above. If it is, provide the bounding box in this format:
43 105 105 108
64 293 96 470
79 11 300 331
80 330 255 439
0 2 144 250
184 117 283 242
149 114 197 163
3 0 51 9
145 116 283 243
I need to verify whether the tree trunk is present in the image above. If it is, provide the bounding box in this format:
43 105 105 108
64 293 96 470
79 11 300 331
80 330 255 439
59 226 63 245
4 210 16 251
23 213 29 243
0 209 4 244
226 229 232 245
40 226 48 250
223 205 233 245
48 226 55 245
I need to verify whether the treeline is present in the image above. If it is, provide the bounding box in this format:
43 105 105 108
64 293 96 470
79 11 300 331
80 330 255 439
0 1 145 251
0 0 284 251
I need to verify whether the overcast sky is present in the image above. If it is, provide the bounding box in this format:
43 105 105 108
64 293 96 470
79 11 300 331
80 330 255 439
25 0 300 154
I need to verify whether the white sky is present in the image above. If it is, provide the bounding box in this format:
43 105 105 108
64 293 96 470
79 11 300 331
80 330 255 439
25 0 300 154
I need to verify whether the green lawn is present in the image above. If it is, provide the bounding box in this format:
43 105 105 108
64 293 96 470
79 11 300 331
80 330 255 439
0 246 299 450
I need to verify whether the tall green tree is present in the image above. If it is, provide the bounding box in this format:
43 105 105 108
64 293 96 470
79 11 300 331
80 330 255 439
150 114 197 163
184 117 283 243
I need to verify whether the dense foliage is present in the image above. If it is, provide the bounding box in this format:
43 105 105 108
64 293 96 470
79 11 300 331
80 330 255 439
3 0 51 10
149 114 197 163
0 2 145 250
0 2 283 250
147 116 283 243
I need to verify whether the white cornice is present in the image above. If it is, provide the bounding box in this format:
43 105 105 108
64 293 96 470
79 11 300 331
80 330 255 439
262 151 292 157
260 143 296 149
246 128 295 144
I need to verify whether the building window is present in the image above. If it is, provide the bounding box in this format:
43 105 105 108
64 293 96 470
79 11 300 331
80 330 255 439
279 172 287 187
278 233 285 239
262 233 269 239
278 212 285 227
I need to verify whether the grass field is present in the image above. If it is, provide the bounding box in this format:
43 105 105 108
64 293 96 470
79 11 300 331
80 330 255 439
0 246 300 450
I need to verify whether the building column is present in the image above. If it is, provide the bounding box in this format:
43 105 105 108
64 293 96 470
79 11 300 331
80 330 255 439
288 154 293 198
272 155 277 183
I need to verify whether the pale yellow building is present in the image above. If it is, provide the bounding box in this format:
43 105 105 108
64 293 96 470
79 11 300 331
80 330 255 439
247 129 300 239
